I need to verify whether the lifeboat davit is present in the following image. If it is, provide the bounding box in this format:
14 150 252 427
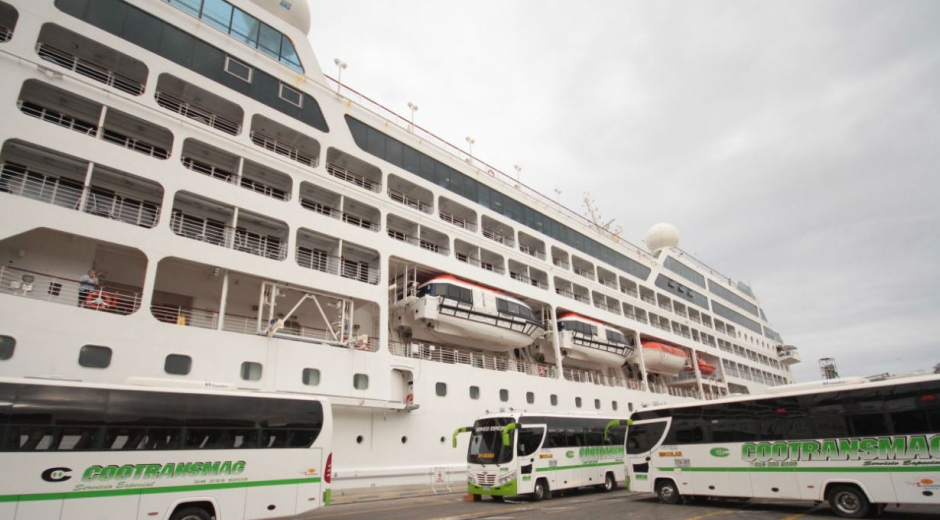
641 341 688 376
687 357 717 376
392 275 543 352
533 313 634 368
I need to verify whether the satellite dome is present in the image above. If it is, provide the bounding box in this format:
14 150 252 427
250 0 311 35
645 223 679 255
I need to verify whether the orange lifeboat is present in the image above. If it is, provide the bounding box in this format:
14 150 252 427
641 342 688 376
687 357 717 376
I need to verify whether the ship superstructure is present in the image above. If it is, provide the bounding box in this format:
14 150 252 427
0 0 800 492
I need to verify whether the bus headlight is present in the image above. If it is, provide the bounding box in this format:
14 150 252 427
497 471 515 486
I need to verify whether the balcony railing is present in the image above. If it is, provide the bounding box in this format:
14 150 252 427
18 100 98 136
552 257 570 269
482 228 514 247
325 162 378 192
170 213 287 260
182 156 235 182
454 252 505 274
0 265 141 315
555 287 589 304
0 26 11 43
101 129 170 160
157 91 240 135
390 341 548 377
518 244 545 260
295 248 380 285
439 211 477 232
84 191 160 228
388 187 432 214
387 229 421 247
250 132 317 167
621 287 638 298
509 272 548 290
36 43 144 96
573 267 594 280
599 279 618 290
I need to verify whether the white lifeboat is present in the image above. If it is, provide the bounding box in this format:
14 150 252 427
391 275 543 352
534 313 634 368
640 341 688 376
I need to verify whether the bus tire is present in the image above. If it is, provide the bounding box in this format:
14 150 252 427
170 506 213 520
602 472 616 492
828 485 871 519
656 479 681 505
533 478 551 501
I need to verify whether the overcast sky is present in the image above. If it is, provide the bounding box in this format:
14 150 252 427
307 1 940 382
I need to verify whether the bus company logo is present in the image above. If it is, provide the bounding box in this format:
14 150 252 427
710 447 731 458
742 435 940 463
81 460 247 482
908 478 940 491
41 467 72 483
565 451 575 459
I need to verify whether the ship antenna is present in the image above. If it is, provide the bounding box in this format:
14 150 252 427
583 193 622 239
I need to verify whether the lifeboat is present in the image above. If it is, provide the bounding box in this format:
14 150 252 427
687 357 717 376
391 275 543 352
533 313 635 368
640 341 688 376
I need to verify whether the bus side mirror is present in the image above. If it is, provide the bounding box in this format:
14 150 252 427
452 426 473 448
501 423 519 447
603 419 633 441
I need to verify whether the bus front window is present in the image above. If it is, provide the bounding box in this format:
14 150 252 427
626 421 667 454
467 418 514 465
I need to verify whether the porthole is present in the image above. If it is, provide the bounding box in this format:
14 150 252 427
401 436 408 444
0 335 15 360
435 382 447 396
356 435 364 444
499 389 509 402
594 398 601 410
575 397 582 408
550 394 558 406
526 391 535 404
469 386 480 400
302 368 320 386
612 401 619 411
164 354 192 375
353 373 369 390
78 345 112 369
440 436 446 443
240 361 262 381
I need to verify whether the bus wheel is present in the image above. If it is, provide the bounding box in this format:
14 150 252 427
828 485 870 519
602 472 616 492
170 507 212 520
533 479 551 501
492 495 505 502
656 479 681 505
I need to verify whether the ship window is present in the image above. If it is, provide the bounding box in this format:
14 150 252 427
469 386 480 400
628 403 634 412
240 361 262 381
164 354 192 375
279 83 302 107
612 401 619 411
168 0 201 17
594 399 601 410
435 382 447 397
353 373 369 390
499 389 509 402
0 335 15 360
550 394 558 406
526 392 535 404
200 0 233 33
302 368 320 386
224 56 252 82
78 345 112 369
257 22 281 60
575 397 582 408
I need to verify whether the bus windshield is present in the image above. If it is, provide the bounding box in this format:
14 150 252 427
467 418 515 465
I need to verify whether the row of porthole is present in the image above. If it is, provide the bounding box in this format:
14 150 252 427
352 435 452 445
434 381 633 413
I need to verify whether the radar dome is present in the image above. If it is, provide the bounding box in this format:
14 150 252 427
250 0 311 35
645 223 679 255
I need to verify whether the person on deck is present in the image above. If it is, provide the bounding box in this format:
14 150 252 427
78 269 98 307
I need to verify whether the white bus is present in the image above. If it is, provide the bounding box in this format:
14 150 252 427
454 412 631 501
0 378 333 520
626 374 940 518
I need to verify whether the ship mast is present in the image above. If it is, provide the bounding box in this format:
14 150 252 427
583 193 623 239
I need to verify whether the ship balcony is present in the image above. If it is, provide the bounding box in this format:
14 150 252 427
156 75 242 135
18 80 173 160
517 232 545 260
439 210 477 232
1 143 163 228
36 25 147 96
551 246 570 270
571 257 595 282
438 196 477 232
300 187 380 233
620 281 639 299
481 215 515 248
295 246 380 286
0 2 14 43
388 187 432 214
169 198 288 261
778 347 801 365
419 228 450 256
0 264 142 315
509 271 549 290
325 148 380 192
0 25 10 43
249 115 319 168
181 140 292 202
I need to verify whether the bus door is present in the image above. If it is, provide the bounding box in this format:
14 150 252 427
515 424 546 494
626 419 669 493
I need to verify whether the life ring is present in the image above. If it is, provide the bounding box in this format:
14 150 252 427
487 169 495 177
85 290 116 310
405 393 414 405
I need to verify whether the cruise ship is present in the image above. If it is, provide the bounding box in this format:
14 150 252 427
0 0 801 493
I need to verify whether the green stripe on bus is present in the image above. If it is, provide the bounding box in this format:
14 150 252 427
655 466 940 473
0 477 322 503
536 461 622 472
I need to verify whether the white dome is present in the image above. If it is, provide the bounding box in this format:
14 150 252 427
645 223 680 254
250 0 311 35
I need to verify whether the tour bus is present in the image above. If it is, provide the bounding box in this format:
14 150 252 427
454 412 631 501
0 377 333 520
626 374 940 518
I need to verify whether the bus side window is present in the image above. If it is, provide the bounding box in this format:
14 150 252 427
517 428 543 457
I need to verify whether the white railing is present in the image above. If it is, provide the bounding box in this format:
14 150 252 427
555 287 589 304
295 248 380 285
454 253 505 274
482 228 515 247
439 211 477 232
599 279 618 290
518 244 545 260
84 192 160 228
325 162 378 191
509 272 549 290
101 129 170 159
156 91 241 135
250 131 317 167
182 156 235 181
389 341 549 377
170 213 287 261
573 267 594 280
621 287 638 298
387 229 422 247
1 163 82 210
0 26 11 43
388 187 432 213
552 257 570 269
0 265 141 315
18 100 98 136
36 43 144 96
